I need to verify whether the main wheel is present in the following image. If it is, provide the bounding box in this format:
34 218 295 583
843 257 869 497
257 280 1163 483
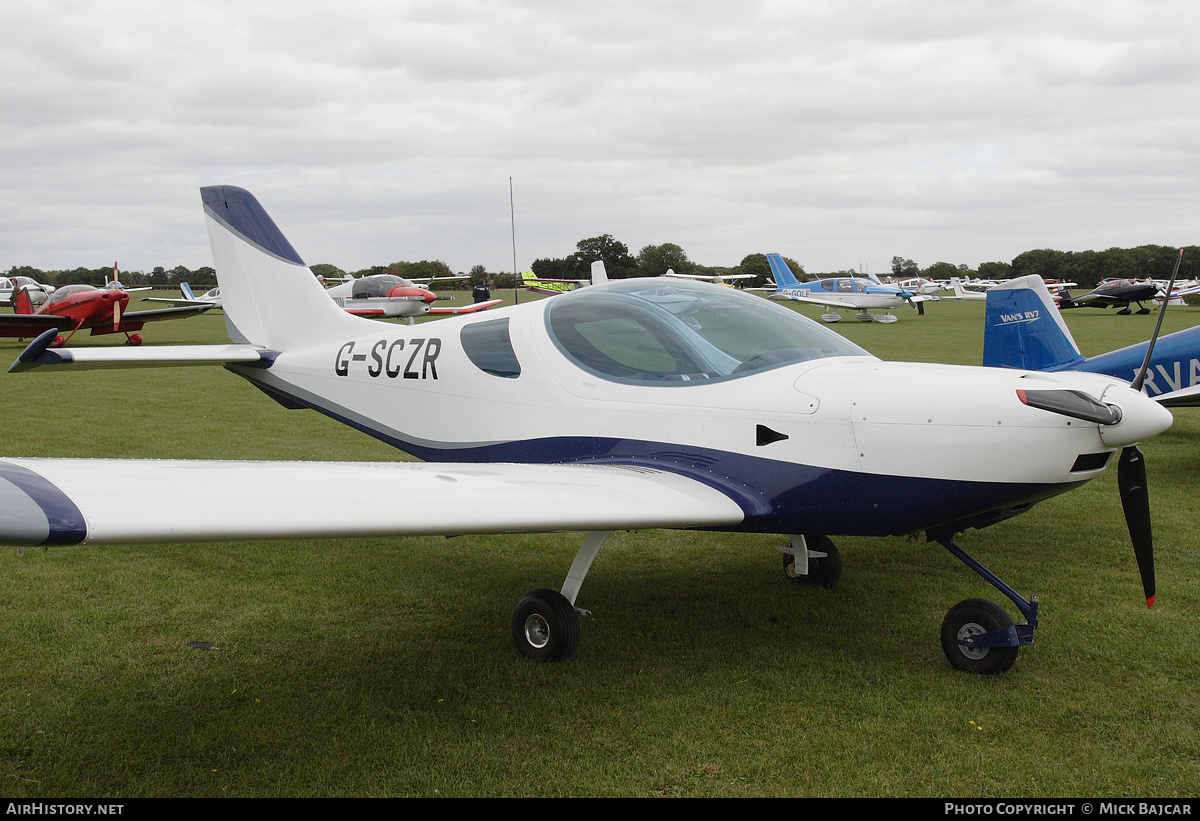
512 588 580 662
783 535 842 588
940 598 1018 675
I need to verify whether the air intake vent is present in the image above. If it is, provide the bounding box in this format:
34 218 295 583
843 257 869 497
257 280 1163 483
1070 452 1112 472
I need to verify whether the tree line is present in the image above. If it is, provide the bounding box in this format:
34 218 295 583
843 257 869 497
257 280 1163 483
892 244 1200 290
8 241 1197 294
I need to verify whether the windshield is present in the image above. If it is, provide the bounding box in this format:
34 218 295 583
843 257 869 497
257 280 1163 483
352 275 414 299
47 284 96 305
546 279 867 384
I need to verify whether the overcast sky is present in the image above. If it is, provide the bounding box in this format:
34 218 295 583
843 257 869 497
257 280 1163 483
3 0 1198 277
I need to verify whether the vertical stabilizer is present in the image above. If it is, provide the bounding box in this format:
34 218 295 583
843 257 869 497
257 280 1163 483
983 275 1085 371
766 253 802 289
12 288 34 315
201 186 363 350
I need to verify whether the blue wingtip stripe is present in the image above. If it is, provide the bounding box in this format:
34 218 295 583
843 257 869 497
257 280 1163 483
0 462 87 546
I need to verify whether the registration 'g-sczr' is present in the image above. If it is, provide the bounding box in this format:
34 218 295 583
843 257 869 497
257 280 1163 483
335 337 441 379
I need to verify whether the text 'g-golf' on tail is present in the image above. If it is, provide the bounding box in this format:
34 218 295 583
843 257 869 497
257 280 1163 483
201 186 363 351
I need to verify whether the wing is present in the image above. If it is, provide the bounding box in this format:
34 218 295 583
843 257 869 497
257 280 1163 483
429 299 502 315
1153 384 1200 407
119 304 212 323
9 331 267 373
138 297 212 307
0 314 75 336
0 458 746 546
771 293 854 310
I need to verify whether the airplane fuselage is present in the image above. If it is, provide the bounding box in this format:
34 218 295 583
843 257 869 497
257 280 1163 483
229 280 1161 539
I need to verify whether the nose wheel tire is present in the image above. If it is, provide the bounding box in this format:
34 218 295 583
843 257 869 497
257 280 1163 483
512 588 580 662
940 598 1019 675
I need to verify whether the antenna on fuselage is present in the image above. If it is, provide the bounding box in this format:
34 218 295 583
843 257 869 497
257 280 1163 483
510 176 518 306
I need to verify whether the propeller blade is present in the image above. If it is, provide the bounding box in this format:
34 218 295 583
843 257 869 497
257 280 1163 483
1117 445 1156 608
113 262 121 331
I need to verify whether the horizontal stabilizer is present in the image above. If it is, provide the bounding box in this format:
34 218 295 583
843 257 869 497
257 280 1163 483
10 330 270 373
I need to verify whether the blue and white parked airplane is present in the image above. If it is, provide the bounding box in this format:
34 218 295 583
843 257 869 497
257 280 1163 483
764 253 934 323
983 273 1200 407
0 188 1174 675
141 281 223 310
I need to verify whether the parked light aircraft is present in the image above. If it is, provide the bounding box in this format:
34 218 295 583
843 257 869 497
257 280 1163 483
519 262 608 295
0 187 1174 676
324 273 500 323
103 264 151 293
1057 279 1159 314
0 280 210 346
141 282 224 310
665 270 754 287
765 253 932 322
984 272 1200 406
1 276 54 307
948 277 996 301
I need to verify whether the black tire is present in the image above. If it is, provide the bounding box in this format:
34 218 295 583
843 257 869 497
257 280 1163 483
511 588 580 662
783 534 842 588
940 598 1018 675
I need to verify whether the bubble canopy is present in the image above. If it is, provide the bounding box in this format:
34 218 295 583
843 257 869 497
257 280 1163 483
545 279 868 384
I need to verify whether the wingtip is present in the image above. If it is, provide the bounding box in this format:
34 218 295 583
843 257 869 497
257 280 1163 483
8 328 69 373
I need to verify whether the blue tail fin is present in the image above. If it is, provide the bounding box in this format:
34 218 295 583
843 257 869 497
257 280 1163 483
983 276 1085 371
766 254 802 289
180 282 196 300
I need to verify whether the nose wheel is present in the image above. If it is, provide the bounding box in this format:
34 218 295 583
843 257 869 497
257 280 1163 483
934 536 1038 674
940 598 1019 675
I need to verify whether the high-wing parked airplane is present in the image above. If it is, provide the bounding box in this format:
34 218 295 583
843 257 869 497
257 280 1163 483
947 277 1000 301
764 253 933 322
984 272 1200 406
0 187 1174 676
519 262 609 295
0 279 211 346
1057 279 1159 314
324 273 500 324
141 282 224 310
665 270 754 287
1 276 55 307
103 264 151 293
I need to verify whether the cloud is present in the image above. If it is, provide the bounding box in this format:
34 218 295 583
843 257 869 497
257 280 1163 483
3 0 1199 276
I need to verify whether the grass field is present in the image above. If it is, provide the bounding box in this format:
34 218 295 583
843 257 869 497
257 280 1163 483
0 289 1197 798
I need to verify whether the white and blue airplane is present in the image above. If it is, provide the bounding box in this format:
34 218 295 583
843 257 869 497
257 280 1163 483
763 253 935 323
983 273 1200 407
141 281 223 310
0 187 1174 675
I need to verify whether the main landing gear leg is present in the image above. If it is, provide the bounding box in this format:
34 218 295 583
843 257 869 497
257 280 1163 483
934 536 1038 675
511 530 613 662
